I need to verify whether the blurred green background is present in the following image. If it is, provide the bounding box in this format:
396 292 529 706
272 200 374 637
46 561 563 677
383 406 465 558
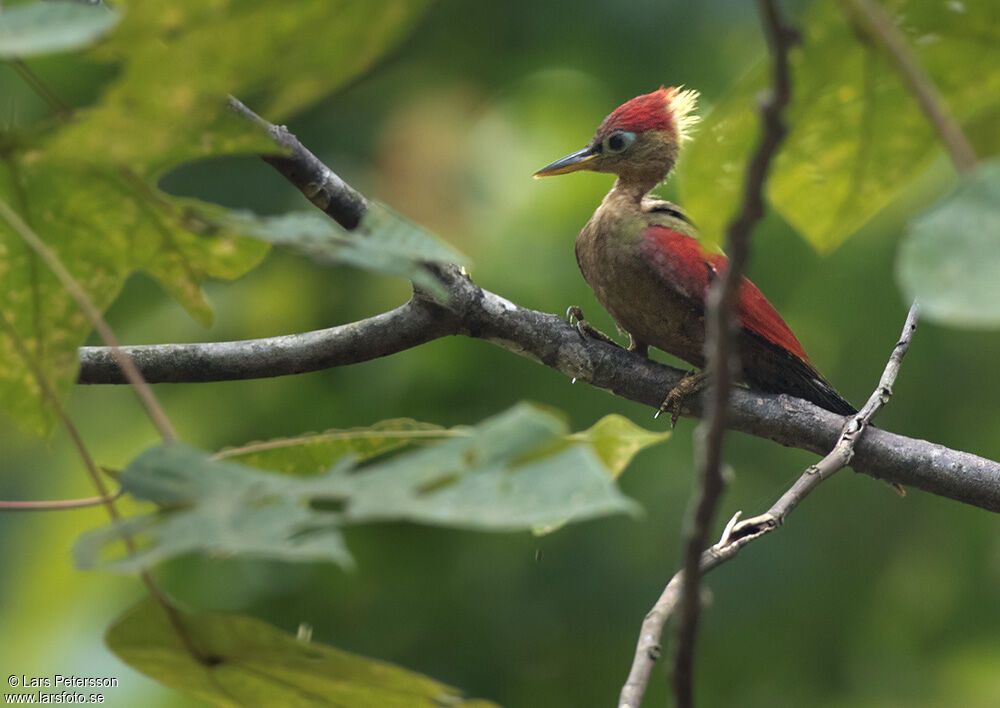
2 0 999 706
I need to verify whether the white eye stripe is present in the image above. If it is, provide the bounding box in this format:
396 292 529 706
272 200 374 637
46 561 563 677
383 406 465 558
603 130 636 154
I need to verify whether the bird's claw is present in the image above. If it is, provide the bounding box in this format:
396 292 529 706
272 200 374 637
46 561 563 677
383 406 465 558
565 305 620 348
655 369 708 427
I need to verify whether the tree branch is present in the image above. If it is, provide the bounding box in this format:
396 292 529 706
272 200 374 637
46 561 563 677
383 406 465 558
673 3 798 704
73 99 1000 516
619 301 920 708
79 298 457 383
227 95 369 229
0 490 123 511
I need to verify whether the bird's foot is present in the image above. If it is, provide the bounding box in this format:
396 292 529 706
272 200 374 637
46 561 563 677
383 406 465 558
655 369 708 427
566 306 621 348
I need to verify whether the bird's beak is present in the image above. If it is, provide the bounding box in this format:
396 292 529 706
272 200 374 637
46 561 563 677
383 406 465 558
533 146 598 178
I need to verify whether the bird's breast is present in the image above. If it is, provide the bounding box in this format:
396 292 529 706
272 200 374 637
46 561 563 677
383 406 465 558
575 213 707 365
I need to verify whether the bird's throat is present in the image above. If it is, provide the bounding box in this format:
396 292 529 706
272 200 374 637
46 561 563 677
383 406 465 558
612 177 652 205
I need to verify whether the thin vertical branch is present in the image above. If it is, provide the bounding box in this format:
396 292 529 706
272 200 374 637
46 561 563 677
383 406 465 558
630 2 978 703
671 2 798 706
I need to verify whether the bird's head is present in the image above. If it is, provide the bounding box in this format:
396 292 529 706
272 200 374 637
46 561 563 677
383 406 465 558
534 87 699 193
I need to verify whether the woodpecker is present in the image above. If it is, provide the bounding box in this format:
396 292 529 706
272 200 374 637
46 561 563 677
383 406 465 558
534 87 854 421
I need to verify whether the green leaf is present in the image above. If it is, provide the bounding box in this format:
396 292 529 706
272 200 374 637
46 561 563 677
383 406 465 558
569 414 670 479
0 1 432 433
44 0 434 179
0 2 119 58
678 0 1000 252
897 160 1000 328
236 205 467 296
74 404 640 572
107 597 500 708
531 414 667 535
0 164 268 432
73 443 356 572
215 419 454 476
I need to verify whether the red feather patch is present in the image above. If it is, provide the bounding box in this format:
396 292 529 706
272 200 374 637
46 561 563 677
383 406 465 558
598 87 676 136
640 226 809 362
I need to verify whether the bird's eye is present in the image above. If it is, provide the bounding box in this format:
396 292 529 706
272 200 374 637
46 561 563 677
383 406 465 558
603 131 636 154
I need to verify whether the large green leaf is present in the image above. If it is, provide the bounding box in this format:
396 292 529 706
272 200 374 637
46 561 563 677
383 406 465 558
42 0 428 177
45 0 433 179
897 160 1000 328
0 0 432 432
107 597 500 708
678 0 1000 252
0 1 119 58
74 405 643 572
569 413 670 479
0 164 268 432
73 442 357 572
236 204 467 297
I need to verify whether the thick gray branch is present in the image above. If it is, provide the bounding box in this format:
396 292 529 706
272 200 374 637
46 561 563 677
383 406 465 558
79 299 455 383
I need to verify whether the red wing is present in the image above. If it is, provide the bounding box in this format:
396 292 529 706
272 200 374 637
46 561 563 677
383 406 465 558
640 226 809 363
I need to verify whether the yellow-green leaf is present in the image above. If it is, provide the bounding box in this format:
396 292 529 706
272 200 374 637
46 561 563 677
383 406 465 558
107 597 500 708
45 0 434 179
0 0 433 433
0 162 268 432
569 413 670 480
679 0 1000 253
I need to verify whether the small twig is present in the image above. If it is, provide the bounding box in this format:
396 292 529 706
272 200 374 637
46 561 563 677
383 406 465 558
0 197 177 443
0 200 206 660
0 308 208 664
843 0 976 174
619 302 919 708
0 309 110 503
762 302 919 520
11 59 72 121
227 95 369 229
0 491 123 511
671 2 798 706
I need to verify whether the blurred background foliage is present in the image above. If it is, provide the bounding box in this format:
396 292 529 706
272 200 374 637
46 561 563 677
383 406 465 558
1 0 999 706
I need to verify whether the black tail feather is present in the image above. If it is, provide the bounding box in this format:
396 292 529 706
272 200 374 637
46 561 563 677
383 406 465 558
741 330 856 416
